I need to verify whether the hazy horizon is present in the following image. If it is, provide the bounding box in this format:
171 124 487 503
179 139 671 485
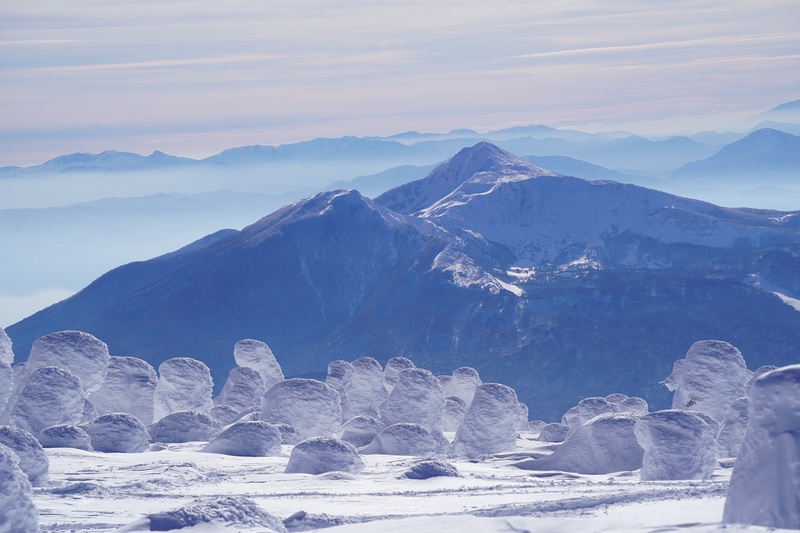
2 1 799 167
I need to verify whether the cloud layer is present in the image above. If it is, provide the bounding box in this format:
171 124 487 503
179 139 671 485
1 0 798 165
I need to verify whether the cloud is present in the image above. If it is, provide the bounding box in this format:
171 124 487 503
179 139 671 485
512 32 800 60
0 40 82 46
0 0 798 166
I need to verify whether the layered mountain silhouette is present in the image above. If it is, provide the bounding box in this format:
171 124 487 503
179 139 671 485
8 143 800 420
672 128 800 184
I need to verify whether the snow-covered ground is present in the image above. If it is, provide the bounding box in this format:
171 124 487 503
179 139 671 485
33 431 778 533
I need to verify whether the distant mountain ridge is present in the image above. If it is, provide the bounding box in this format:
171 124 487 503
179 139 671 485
8 143 800 420
673 128 800 184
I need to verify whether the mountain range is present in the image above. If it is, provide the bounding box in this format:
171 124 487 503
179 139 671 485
8 142 800 421
672 128 800 184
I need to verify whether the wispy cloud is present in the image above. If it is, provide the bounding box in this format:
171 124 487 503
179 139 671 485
513 32 800 60
0 40 82 46
0 0 798 166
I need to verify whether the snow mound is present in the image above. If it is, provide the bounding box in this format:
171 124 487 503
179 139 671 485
670 340 749 422
378 368 445 431
617 396 649 415
148 411 222 443
25 330 109 392
0 425 49 486
604 393 629 403
450 383 519 459
403 460 460 479
0 443 38 532
362 423 443 457
577 397 617 424
520 413 644 474
37 424 93 451
89 356 157 425
141 496 287 532
0 326 13 365
561 406 580 426
7 366 87 434
282 510 356 530
634 410 717 480
207 404 240 425
261 378 341 438
325 360 353 391
273 423 304 445
537 423 570 443
0 362 12 414
335 415 384 447
214 366 266 413
716 397 748 458
202 421 281 457
86 413 150 453
527 420 548 433
383 356 415 392
444 367 481 406
284 437 365 475
343 357 387 419
233 339 284 391
444 396 467 432
724 364 800 528
152 358 214 422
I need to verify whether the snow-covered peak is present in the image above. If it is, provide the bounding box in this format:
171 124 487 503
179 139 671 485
241 189 411 246
429 141 539 180
375 142 556 215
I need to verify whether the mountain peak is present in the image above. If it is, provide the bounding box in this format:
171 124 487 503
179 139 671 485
375 143 554 215
434 142 532 178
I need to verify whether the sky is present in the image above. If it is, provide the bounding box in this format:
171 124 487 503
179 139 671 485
1 0 799 167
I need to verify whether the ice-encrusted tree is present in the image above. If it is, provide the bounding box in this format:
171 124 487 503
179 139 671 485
6 366 88 433
0 443 38 532
0 326 14 366
0 362 13 415
450 383 519 459
519 413 644 474
89 356 157 425
284 437 364 475
634 410 717 480
669 340 749 422
335 415 384 447
203 421 281 457
0 425 49 486
214 366 266 413
261 378 342 438
153 357 214 422
361 423 447 457
23 330 110 393
86 413 150 453
444 367 481 407
343 357 387 419
383 356 415 393
149 410 222 443
378 368 445 432
233 339 284 391
37 424 93 451
724 365 800 528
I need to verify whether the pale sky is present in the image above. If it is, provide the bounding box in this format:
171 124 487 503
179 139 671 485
1 0 799 166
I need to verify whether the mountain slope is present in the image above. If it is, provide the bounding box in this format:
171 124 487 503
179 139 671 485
8 144 800 420
672 128 800 184
375 142 558 214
